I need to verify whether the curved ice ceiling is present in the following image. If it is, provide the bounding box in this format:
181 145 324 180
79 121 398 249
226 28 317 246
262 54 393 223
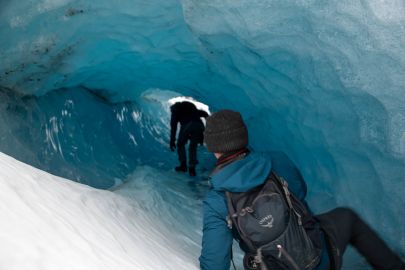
0 0 404 260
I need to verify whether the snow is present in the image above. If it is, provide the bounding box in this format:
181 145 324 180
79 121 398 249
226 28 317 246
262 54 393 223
0 152 201 270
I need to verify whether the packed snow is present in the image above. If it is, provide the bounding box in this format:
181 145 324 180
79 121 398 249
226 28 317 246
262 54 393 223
0 152 204 270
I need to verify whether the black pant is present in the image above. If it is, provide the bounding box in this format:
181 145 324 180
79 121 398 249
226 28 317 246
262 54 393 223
177 121 204 167
316 207 404 270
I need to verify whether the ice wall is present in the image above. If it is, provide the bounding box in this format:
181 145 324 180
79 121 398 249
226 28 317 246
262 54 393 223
0 0 404 267
0 86 180 188
181 1 405 253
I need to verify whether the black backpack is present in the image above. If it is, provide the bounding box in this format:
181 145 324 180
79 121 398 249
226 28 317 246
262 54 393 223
225 171 322 270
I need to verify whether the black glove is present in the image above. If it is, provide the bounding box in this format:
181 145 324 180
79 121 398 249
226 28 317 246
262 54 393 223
170 140 176 152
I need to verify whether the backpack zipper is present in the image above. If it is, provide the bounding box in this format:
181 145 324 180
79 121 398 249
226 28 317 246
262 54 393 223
277 245 300 270
255 248 268 270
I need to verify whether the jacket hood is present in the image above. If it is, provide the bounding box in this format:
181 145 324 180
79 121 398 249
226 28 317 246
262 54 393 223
210 152 272 192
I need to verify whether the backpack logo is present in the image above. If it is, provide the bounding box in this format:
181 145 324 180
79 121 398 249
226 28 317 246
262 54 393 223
259 214 274 228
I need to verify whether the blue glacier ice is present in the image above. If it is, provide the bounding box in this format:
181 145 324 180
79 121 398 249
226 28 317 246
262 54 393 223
0 0 404 268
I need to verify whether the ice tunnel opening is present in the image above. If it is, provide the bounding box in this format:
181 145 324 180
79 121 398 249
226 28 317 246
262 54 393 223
0 85 217 189
168 96 211 116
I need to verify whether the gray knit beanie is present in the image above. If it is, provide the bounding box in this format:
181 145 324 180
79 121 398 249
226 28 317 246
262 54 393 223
204 110 248 153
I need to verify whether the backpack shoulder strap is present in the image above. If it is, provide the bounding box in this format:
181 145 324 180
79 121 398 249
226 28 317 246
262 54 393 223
271 171 311 225
269 172 294 208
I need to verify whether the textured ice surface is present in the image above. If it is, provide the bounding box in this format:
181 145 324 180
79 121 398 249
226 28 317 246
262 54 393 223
0 86 178 188
0 0 404 268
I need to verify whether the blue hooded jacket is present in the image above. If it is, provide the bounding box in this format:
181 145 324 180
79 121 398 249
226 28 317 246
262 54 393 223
199 151 328 270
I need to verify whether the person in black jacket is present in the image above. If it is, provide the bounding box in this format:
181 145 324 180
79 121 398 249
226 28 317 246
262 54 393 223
169 101 208 176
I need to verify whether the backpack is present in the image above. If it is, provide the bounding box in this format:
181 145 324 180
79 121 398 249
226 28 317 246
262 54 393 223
225 171 322 270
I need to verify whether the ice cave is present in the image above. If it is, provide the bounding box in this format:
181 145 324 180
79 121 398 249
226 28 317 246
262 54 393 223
0 0 404 269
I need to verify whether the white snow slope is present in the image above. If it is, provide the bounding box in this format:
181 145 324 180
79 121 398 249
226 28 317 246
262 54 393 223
0 152 202 270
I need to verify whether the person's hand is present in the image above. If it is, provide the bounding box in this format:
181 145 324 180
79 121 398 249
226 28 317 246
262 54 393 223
170 141 176 152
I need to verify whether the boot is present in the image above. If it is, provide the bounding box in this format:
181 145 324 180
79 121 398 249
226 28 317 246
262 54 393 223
175 163 187 172
189 166 196 177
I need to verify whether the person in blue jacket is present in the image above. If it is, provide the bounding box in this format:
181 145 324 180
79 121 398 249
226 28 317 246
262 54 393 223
199 109 404 270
